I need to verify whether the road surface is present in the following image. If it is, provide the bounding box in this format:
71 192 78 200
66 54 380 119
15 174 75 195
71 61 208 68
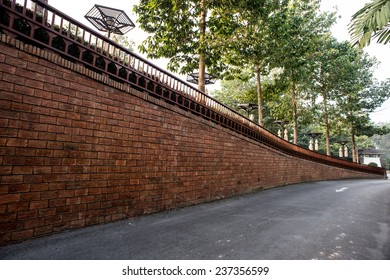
0 179 389 259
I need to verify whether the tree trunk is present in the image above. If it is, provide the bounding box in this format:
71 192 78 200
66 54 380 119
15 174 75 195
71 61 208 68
256 65 263 126
291 81 298 144
351 126 358 163
322 91 331 156
198 0 207 93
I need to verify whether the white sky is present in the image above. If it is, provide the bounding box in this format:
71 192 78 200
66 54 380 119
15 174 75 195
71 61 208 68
47 0 390 123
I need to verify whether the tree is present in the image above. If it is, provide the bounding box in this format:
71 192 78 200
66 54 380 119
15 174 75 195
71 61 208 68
133 0 262 93
334 47 390 162
270 0 336 144
111 34 135 52
308 38 361 156
349 0 390 48
212 77 257 109
219 0 287 126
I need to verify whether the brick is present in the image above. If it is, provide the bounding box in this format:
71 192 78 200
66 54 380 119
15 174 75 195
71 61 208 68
42 174 61 183
69 219 85 229
41 99 59 109
2 72 25 85
72 204 87 213
12 166 33 176
48 125 64 133
44 84 61 94
75 189 88 196
23 174 44 184
19 51 39 63
34 225 53 236
19 112 39 122
8 184 31 193
3 156 25 165
18 130 39 139
0 81 14 91
0 186 9 195
11 102 32 112
38 132 56 141
0 118 8 127
17 210 37 220
29 200 48 210
27 61 46 74
65 197 81 205
44 215 62 225
6 139 28 147
11 229 33 241
0 109 20 119
1 91 22 102
20 192 41 201
0 166 12 175
0 99 11 110
27 140 47 149
59 190 75 198
34 89 52 100
0 146 16 156
48 198 66 207
14 84 34 96
33 166 52 174
24 218 45 229
0 213 17 223
0 233 12 244
54 78 70 88
39 116 57 124
0 221 24 233
24 79 44 89
56 205 72 214
52 222 69 232
38 208 56 217
81 196 96 203
0 193 20 204
0 62 16 74
23 95 42 106
7 202 30 212
1 175 24 184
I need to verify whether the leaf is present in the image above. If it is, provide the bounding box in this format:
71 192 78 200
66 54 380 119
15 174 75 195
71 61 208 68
349 0 390 48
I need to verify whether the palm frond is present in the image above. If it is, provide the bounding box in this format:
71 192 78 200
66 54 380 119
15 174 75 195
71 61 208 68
349 0 390 48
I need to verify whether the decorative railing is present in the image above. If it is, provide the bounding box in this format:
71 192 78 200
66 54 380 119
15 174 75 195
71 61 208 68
0 0 385 176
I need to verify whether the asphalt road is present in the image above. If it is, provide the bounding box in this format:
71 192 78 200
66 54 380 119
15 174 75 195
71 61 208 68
1 179 389 260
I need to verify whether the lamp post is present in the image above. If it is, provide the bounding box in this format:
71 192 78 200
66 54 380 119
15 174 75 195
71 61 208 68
305 132 322 151
186 72 217 92
274 120 290 141
336 140 349 158
237 103 258 121
85 5 135 38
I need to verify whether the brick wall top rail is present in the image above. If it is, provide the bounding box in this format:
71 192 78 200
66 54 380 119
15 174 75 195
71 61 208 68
0 0 386 177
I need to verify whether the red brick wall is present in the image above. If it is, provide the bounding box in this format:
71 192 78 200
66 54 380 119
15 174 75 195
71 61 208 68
0 38 382 245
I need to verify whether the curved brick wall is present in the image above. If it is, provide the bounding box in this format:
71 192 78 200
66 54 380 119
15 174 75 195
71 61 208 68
0 37 384 245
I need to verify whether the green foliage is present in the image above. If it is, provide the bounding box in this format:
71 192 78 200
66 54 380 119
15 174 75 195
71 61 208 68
212 78 257 109
211 75 274 129
271 0 336 82
267 0 337 142
111 34 135 52
349 0 390 48
134 0 266 76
